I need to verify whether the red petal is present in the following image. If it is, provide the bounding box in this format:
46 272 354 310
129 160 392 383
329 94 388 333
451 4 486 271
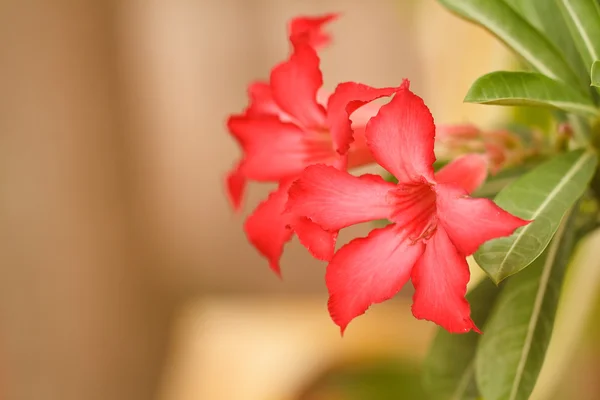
270 44 326 129
435 184 530 255
346 126 375 169
434 154 488 194
286 164 396 231
388 182 437 239
411 227 479 333
326 82 402 154
291 216 337 261
244 183 294 275
289 14 338 49
349 100 384 127
365 81 436 182
227 115 313 181
316 88 332 108
326 225 425 333
246 81 287 119
226 163 246 211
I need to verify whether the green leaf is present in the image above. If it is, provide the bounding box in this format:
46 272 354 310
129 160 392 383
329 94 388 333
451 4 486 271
464 71 598 117
531 226 600 399
503 0 589 88
510 105 556 134
423 278 501 400
473 157 546 199
556 0 600 74
436 0 581 86
475 208 580 400
474 149 597 283
591 60 600 87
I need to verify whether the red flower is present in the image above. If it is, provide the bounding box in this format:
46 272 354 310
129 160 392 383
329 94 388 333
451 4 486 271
226 15 401 274
286 81 530 333
289 14 339 49
226 14 337 211
435 124 543 173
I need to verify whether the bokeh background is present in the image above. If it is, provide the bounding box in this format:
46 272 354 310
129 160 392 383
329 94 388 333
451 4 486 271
1 0 599 399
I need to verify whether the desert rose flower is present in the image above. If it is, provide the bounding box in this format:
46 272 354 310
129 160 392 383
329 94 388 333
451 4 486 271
226 15 401 274
286 81 529 333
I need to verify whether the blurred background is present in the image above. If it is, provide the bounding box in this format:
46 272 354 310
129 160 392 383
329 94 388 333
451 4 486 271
1 0 599 399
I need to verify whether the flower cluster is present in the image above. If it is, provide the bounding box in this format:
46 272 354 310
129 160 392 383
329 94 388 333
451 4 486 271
226 14 529 334
435 124 544 173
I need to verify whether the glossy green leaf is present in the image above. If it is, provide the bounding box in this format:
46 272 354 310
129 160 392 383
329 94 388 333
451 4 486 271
474 149 597 283
556 0 600 74
510 105 557 134
436 0 580 86
476 208 579 400
531 225 600 399
591 60 600 87
503 0 589 88
473 157 545 199
464 71 598 117
423 278 501 400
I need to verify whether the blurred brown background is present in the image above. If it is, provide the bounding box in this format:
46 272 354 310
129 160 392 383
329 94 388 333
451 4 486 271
0 1 557 399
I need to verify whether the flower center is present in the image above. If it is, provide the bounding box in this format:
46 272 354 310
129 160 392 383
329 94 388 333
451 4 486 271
388 180 437 243
303 129 337 164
